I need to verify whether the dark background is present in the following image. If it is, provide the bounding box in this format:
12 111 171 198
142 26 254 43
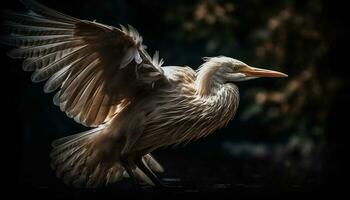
1 0 348 197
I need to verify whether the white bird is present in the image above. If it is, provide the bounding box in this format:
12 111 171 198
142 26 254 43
1 0 287 188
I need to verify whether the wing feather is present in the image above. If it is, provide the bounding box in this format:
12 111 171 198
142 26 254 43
60 56 99 108
23 48 78 71
69 64 101 117
7 40 85 58
2 20 74 36
31 44 89 82
0 35 76 47
43 64 70 93
1 0 165 127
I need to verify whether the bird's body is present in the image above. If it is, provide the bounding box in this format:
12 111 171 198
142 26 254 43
2 0 287 188
54 65 240 187
124 65 239 153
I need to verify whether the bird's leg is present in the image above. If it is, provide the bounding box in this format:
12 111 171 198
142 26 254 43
120 152 139 187
136 156 183 190
135 156 164 187
119 119 145 189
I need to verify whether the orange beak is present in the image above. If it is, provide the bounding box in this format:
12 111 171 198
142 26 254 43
241 66 288 78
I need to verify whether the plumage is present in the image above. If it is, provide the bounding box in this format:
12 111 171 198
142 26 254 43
2 20 74 36
2 0 287 188
7 40 84 58
22 48 77 71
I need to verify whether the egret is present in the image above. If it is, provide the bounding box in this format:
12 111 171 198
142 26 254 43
1 0 287 188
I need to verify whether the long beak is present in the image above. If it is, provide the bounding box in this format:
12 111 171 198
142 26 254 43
241 66 288 78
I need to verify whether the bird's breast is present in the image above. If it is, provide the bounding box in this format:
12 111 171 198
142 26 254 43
134 82 240 153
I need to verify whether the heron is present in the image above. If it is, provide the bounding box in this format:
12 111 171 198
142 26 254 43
1 0 287 188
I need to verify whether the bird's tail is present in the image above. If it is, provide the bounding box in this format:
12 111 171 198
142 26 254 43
50 126 163 188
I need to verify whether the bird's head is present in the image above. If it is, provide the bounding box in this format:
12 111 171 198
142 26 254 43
196 56 287 96
202 56 288 82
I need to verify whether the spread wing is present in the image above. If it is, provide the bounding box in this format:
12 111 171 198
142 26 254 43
1 0 165 127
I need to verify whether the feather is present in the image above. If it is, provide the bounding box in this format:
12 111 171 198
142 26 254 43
68 81 99 121
52 144 85 166
0 35 77 47
144 154 164 173
23 48 77 71
60 56 99 112
31 44 89 82
64 68 100 120
51 126 104 148
152 50 164 68
53 91 60 106
110 169 123 183
84 83 105 126
1 21 74 36
78 72 104 126
86 163 101 187
94 94 111 125
134 49 142 64
127 24 142 44
134 167 154 186
119 24 128 33
58 53 98 99
63 73 97 117
43 64 70 93
7 40 84 58
120 47 135 68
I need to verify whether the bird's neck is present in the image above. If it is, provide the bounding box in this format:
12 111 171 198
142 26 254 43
194 63 240 127
215 83 240 129
195 63 224 97
194 81 240 138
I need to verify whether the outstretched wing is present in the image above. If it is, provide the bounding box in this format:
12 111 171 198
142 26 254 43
1 0 164 127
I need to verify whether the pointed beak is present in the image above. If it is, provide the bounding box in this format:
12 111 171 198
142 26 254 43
241 66 288 78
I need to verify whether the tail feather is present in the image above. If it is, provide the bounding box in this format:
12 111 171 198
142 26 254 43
50 126 115 187
50 127 164 188
51 126 104 148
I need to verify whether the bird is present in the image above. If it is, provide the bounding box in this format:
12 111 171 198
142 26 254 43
1 0 287 188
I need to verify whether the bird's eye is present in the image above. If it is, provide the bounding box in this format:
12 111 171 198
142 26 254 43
233 65 240 71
